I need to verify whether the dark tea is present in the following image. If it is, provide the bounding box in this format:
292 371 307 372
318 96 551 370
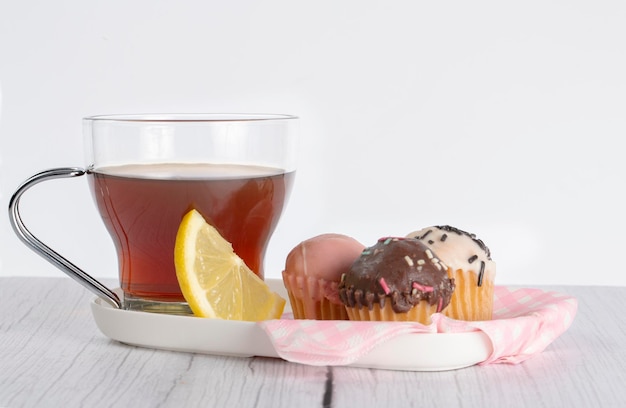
88 163 294 303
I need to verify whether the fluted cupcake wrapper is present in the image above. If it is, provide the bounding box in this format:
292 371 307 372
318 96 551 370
282 272 348 320
345 300 439 325
444 269 494 321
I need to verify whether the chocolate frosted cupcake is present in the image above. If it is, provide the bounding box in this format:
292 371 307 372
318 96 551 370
407 226 495 321
338 237 455 324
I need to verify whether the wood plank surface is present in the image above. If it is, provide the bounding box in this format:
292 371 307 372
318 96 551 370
1 278 624 407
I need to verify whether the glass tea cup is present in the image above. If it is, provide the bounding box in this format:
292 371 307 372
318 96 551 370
9 114 298 314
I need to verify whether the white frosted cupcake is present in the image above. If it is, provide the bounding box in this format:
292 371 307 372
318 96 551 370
406 226 495 321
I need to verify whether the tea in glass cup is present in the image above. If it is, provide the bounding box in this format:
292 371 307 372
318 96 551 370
9 114 298 314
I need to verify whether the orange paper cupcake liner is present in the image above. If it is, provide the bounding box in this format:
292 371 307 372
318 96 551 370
444 269 494 321
287 293 348 320
345 300 439 325
282 272 348 320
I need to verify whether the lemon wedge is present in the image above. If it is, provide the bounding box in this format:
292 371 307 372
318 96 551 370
174 209 285 321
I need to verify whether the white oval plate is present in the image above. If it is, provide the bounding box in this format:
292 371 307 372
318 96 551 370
91 279 492 371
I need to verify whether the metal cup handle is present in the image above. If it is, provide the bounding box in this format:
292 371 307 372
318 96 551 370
8 167 122 309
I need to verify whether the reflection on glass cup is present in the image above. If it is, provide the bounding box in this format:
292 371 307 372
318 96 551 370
9 114 298 314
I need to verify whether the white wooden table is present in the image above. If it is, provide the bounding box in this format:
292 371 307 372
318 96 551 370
1 277 624 407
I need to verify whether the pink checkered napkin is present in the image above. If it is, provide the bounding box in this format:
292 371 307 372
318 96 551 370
258 287 577 367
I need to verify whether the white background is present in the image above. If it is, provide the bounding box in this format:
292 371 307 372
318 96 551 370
1 1 624 287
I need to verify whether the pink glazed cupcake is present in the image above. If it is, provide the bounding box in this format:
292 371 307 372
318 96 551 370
282 234 365 320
